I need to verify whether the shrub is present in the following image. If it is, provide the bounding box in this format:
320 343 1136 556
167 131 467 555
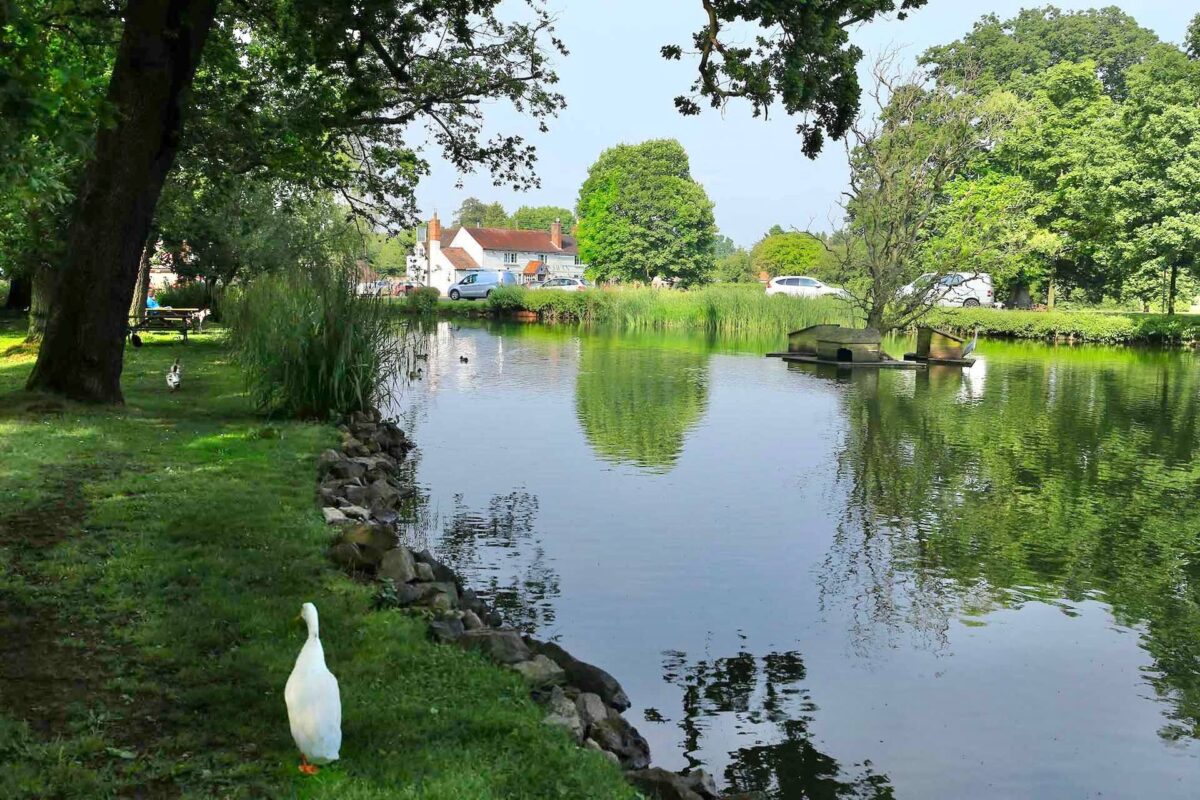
484 285 527 312
226 262 400 419
927 307 1200 344
405 286 441 314
157 281 218 315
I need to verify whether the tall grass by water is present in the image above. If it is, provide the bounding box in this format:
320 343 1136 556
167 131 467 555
485 284 860 335
226 263 400 418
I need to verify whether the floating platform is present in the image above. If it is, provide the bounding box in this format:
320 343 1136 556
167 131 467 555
903 353 976 367
775 353 925 370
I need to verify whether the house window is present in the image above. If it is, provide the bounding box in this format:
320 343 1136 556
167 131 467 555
574 256 582 265
503 252 518 264
539 253 548 263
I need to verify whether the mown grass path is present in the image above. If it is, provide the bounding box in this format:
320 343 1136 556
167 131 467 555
0 315 634 799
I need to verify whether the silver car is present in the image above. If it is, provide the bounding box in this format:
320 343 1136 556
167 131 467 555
448 270 518 300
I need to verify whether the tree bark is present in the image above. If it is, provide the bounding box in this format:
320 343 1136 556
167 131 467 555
1046 280 1056 312
129 236 155 324
1167 263 1179 316
27 265 56 342
4 272 32 311
24 0 218 403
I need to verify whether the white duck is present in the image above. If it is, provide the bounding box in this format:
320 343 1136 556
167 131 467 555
166 358 181 392
285 602 341 775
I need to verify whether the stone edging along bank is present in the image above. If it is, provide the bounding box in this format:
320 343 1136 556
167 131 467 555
316 409 759 800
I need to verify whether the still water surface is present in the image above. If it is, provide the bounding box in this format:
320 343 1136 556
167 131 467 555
387 322 1200 799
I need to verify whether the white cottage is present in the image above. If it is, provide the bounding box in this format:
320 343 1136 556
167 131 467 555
413 213 585 295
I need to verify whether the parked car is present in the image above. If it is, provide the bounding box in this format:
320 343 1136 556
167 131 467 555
448 270 518 300
391 280 423 297
532 277 589 292
899 272 994 307
765 275 850 299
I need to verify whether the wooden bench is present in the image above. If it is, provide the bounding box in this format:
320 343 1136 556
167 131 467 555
128 308 209 346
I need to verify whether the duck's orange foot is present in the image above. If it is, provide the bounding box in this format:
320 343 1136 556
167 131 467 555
299 760 319 776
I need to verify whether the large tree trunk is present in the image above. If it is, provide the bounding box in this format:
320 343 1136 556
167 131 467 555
129 236 155 324
27 266 56 342
1167 263 1179 316
4 272 32 311
24 0 218 403
1046 280 1056 312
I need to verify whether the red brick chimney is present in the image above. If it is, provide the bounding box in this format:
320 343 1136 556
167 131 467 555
428 212 441 244
550 218 563 249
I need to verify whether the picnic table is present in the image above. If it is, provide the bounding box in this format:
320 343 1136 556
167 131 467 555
127 307 210 347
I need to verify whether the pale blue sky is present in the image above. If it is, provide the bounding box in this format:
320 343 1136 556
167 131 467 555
416 1 1194 247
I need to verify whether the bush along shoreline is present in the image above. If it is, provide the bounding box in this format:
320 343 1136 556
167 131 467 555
394 287 1200 346
317 409 745 800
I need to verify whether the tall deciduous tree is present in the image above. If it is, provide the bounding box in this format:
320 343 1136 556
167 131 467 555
512 205 575 231
26 0 219 401
835 58 1013 331
750 232 830 279
1110 46 1200 314
576 139 715 286
921 5 1159 100
25 0 567 402
453 198 511 228
667 0 929 157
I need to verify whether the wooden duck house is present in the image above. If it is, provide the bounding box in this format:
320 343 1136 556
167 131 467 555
916 327 965 360
815 328 883 363
904 327 976 366
786 324 845 356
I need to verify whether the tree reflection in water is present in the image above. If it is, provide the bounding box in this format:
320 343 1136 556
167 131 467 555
820 352 1200 739
436 490 561 634
660 642 894 799
575 336 709 472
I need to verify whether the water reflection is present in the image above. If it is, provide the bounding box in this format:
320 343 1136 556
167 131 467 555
826 350 1200 738
432 490 560 634
575 335 710 472
659 643 894 799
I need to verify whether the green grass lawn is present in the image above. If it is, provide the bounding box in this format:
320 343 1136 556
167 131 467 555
0 314 634 799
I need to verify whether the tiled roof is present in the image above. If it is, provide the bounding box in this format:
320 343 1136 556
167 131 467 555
442 247 478 270
440 227 459 247
523 260 545 275
463 227 578 255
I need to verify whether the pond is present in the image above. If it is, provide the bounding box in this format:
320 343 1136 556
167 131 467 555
386 321 1200 799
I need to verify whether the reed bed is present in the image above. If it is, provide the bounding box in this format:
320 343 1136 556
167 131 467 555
485 284 859 335
226 263 400 418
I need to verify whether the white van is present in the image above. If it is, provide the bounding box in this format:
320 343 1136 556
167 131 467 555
448 270 518 300
900 272 994 308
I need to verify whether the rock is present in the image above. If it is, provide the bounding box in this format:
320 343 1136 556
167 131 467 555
624 769 706 800
460 588 487 615
575 692 609 732
338 523 398 561
341 504 371 521
428 618 465 643
415 562 435 582
541 686 584 742
316 449 342 475
590 713 650 770
524 639 631 711
318 487 338 504
366 478 404 510
378 547 417 585
404 581 458 611
394 582 425 606
485 611 504 627
322 507 349 525
456 628 531 665
343 484 370 506
330 459 366 480
680 770 719 799
329 542 373 571
511 655 567 687
461 610 483 630
413 549 460 585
